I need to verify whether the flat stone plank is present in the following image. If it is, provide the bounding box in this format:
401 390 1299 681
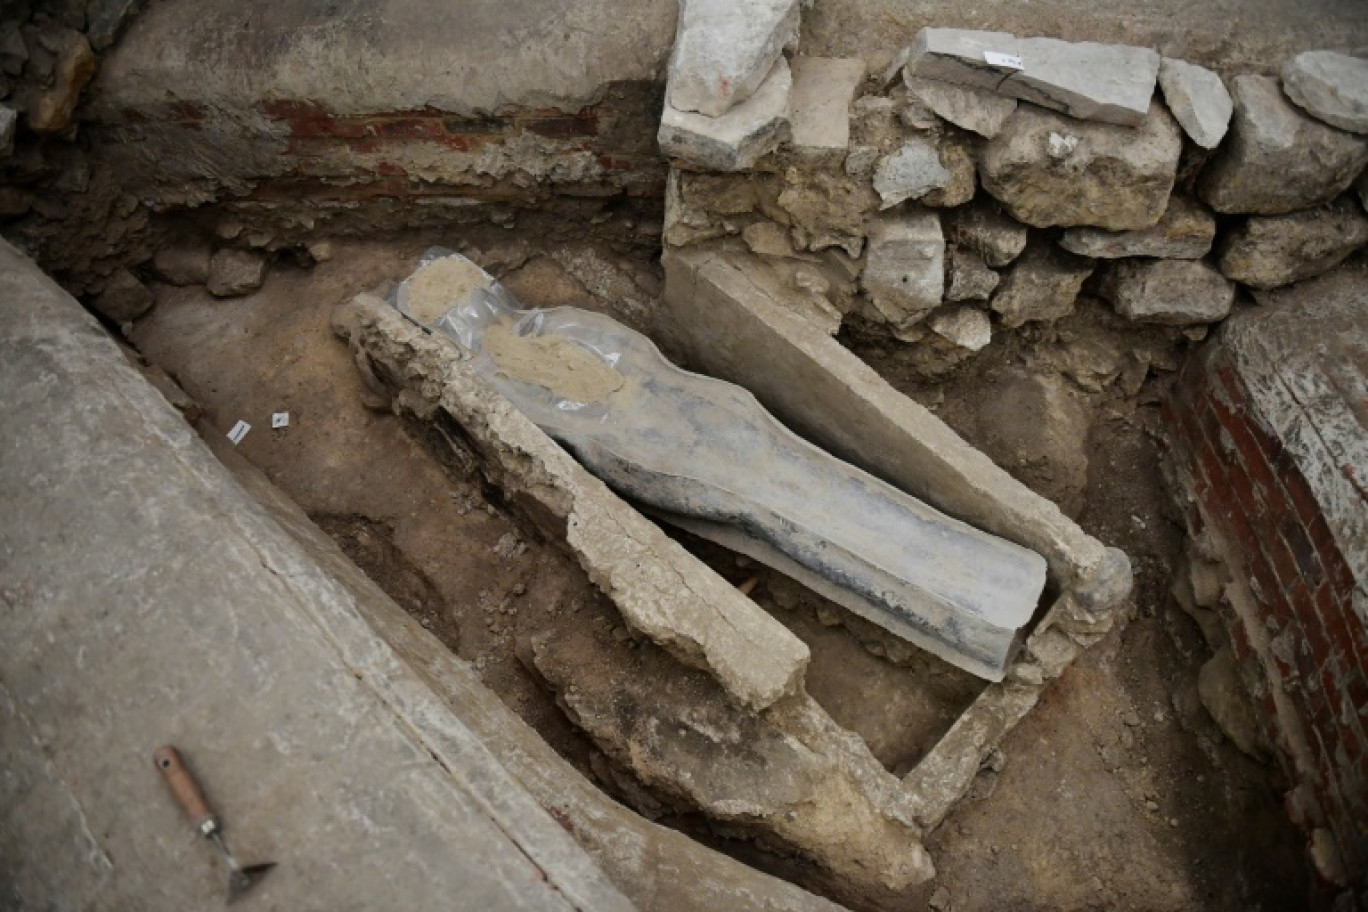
1159 58 1233 148
659 57 792 171
1060 196 1216 259
902 73 1016 138
789 56 865 155
1100 258 1235 325
907 28 1161 126
1283 50 1368 134
667 0 801 117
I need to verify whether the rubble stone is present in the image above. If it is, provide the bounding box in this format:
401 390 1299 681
0 104 15 157
907 28 1160 126
1282 51 1368 135
944 199 1028 267
1217 199 1368 289
91 268 153 322
861 212 945 329
788 57 864 156
1158 58 1233 149
902 74 1016 138
930 305 992 351
742 220 796 258
206 249 267 298
873 138 949 209
923 138 977 208
776 167 878 256
152 241 212 286
27 30 94 134
86 0 141 51
980 100 1182 231
945 247 999 301
1060 196 1216 259
1198 75 1368 215
990 242 1093 328
1199 646 1268 759
659 58 793 172
1100 259 1235 325
667 0 801 117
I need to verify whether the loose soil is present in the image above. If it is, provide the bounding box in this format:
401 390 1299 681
127 227 1307 911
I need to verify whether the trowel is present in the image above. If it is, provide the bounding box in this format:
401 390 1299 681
154 746 276 903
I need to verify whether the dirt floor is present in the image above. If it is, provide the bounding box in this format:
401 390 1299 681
126 228 1309 912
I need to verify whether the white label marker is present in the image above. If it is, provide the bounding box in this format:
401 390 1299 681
984 51 1024 70
228 420 251 445
272 412 290 429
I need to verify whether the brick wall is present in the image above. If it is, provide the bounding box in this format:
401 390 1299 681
1165 309 1368 890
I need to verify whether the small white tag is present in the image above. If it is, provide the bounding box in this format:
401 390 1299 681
984 51 1024 70
271 412 290 429
227 420 251 445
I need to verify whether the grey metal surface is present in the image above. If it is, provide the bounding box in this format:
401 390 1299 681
395 252 1047 680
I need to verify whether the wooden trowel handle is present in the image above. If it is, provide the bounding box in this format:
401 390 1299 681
153 745 217 832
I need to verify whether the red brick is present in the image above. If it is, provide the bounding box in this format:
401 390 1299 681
1280 519 1326 587
287 116 373 139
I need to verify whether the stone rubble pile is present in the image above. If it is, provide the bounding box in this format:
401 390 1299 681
659 5 1368 379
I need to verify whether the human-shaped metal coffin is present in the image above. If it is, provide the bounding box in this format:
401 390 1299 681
394 250 1047 681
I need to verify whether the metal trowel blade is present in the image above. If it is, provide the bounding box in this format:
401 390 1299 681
226 862 276 904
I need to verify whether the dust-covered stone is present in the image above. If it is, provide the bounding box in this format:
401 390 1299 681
945 246 999 301
666 0 800 117
91 268 153 322
980 100 1182 230
1158 58 1232 149
1197 75 1368 215
1100 259 1235 325
742 220 796 258
789 56 865 156
861 211 945 329
777 167 878 256
922 138 977 208
1282 51 1368 134
873 138 949 209
153 240 212 286
990 242 1093 328
659 58 793 172
1217 199 1368 289
1060 196 1215 259
944 199 1028 267
206 249 267 298
902 74 1016 138
930 304 991 351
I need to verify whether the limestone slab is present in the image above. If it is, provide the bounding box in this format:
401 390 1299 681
902 73 1016 138
861 211 945 329
1158 58 1233 149
658 57 792 171
1101 258 1235 325
789 56 865 156
1060 196 1216 259
906 28 1160 126
1218 199 1368 289
980 100 1182 230
1283 50 1368 134
1198 75 1368 215
667 0 801 117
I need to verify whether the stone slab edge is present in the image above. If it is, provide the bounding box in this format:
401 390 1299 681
208 375 845 912
658 243 1132 827
333 295 810 712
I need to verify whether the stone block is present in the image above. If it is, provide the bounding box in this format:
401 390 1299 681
206 248 267 297
907 28 1160 126
1283 51 1368 134
861 211 945 329
1158 58 1233 149
945 246 999 301
1198 75 1368 215
1060 196 1215 259
659 58 792 171
873 138 949 208
1218 198 1368 289
944 199 1028 267
902 74 1016 138
990 241 1093 328
929 305 991 351
1100 258 1235 325
788 56 865 156
91 268 154 322
981 100 1182 231
667 0 801 117
153 240 212 286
